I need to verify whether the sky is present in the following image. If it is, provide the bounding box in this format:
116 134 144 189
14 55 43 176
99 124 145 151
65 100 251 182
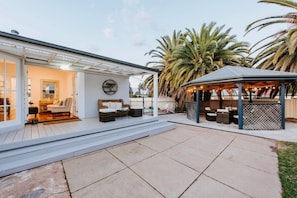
0 0 292 87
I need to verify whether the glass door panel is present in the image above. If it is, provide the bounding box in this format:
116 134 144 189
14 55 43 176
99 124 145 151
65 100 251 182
0 57 17 122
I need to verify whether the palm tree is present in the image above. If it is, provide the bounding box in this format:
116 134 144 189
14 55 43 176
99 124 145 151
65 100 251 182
246 0 297 72
174 23 250 85
144 30 186 96
246 0 297 96
145 22 250 108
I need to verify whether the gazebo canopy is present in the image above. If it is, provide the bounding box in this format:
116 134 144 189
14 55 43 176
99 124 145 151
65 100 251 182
183 66 297 90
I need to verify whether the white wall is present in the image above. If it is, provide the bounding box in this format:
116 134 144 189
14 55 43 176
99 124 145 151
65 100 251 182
83 73 130 118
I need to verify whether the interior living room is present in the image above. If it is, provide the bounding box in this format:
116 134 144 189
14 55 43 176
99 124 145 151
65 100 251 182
27 66 76 123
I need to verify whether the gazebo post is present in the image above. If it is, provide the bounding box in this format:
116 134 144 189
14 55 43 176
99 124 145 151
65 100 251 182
218 89 222 109
236 83 243 129
280 83 285 129
196 86 200 123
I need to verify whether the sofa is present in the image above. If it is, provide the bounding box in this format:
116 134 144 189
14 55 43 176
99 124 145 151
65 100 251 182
98 99 130 117
47 97 72 116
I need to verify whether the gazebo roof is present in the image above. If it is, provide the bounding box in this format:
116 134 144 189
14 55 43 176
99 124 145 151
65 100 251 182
183 66 297 89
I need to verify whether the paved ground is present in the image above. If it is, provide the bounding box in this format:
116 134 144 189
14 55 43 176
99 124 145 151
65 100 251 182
0 124 282 198
160 113 297 142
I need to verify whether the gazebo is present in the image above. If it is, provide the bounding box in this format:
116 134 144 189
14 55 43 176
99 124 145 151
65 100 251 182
182 66 297 130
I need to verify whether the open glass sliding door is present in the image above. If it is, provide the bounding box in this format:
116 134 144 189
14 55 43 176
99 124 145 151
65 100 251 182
0 56 17 123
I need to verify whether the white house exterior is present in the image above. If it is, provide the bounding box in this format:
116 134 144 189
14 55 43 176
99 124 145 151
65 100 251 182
0 31 158 133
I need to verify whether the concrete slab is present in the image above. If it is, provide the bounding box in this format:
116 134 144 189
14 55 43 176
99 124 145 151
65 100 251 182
131 153 199 198
72 168 162 198
181 174 249 198
0 162 69 198
158 124 200 143
220 145 279 175
205 157 282 198
136 134 178 152
231 137 278 157
107 141 157 166
163 143 216 172
63 149 125 193
181 135 235 156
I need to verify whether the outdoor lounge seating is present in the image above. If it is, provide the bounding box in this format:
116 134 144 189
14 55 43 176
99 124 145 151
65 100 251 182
216 109 232 124
98 99 130 119
205 107 216 121
233 114 238 124
47 97 72 116
99 108 116 122
129 107 143 117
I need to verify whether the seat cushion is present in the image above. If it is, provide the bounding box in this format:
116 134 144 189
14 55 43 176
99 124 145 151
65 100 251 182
99 108 116 113
207 112 217 116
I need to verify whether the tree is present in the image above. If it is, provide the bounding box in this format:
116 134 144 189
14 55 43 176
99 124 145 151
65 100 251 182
145 22 250 108
245 0 297 96
144 30 186 97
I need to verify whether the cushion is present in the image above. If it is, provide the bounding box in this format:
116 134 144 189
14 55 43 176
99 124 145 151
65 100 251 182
217 109 228 113
99 109 116 113
102 102 110 108
53 99 60 105
115 102 122 110
109 102 116 109
207 112 217 116
205 107 211 111
131 106 143 109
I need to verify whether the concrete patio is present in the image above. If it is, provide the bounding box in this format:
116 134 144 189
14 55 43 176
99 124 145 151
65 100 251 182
0 123 282 198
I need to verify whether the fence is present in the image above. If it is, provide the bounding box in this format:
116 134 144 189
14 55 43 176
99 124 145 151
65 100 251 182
129 97 176 112
285 99 297 119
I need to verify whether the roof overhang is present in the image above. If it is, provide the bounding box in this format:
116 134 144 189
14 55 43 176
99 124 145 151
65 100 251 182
183 66 297 90
0 31 157 77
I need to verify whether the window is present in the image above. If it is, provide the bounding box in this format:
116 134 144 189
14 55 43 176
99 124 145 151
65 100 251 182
0 57 17 122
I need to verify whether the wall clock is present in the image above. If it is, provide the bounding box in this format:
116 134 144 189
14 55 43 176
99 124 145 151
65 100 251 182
102 79 118 95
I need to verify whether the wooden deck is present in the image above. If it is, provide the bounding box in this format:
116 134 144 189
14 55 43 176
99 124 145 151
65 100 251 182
0 116 154 146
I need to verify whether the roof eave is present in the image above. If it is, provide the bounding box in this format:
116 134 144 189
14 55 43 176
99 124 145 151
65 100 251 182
0 31 158 74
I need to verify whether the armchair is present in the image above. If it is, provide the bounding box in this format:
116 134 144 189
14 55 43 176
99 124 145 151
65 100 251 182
47 97 72 116
205 107 216 121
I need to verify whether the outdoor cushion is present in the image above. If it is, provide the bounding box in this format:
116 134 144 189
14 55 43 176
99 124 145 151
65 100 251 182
99 108 116 113
102 102 110 107
207 112 217 116
217 109 229 113
131 106 143 109
205 107 211 111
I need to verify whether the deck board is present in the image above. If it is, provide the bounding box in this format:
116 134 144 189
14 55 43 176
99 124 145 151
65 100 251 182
0 115 154 146
37 123 48 138
3 131 17 144
23 125 32 141
13 128 25 143
0 132 9 144
31 125 40 140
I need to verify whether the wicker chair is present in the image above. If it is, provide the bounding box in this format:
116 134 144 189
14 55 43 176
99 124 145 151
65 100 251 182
216 109 232 124
205 107 217 121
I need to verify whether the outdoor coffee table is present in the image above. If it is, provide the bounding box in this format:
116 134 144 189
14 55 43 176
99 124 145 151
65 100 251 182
129 107 143 117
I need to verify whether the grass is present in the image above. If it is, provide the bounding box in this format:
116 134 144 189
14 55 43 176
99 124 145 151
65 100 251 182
278 141 297 198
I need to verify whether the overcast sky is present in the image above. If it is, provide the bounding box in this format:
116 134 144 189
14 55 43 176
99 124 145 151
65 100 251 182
0 0 292 87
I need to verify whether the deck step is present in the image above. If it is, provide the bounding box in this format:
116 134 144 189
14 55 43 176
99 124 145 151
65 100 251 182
0 120 176 177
